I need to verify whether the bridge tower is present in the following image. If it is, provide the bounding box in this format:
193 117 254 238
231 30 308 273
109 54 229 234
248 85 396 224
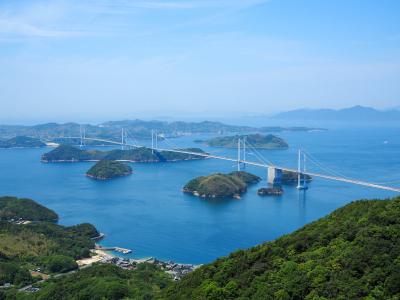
242 136 246 169
79 125 83 148
237 138 241 171
296 149 308 190
151 130 154 154
121 128 125 150
82 127 86 147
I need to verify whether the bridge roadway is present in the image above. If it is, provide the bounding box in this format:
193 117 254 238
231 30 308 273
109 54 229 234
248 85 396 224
59 136 400 193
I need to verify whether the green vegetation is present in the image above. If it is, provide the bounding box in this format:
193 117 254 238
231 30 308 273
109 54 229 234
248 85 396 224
162 197 400 299
13 263 171 300
0 196 58 222
0 221 97 262
0 136 45 148
183 171 260 198
41 145 206 163
41 145 104 162
201 134 289 149
3 196 400 300
86 160 132 180
0 262 32 286
0 197 99 289
42 255 78 273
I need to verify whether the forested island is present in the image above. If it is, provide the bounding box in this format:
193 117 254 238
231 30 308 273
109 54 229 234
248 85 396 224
183 171 261 198
86 160 133 180
198 134 289 149
0 136 46 148
41 145 206 163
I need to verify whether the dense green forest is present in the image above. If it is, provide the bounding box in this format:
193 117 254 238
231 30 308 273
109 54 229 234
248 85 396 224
86 160 132 180
17 264 171 300
162 197 400 299
0 197 58 222
183 171 260 198
200 134 289 149
41 145 206 163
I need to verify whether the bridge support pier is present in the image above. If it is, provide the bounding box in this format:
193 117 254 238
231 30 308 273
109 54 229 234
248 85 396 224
268 167 282 186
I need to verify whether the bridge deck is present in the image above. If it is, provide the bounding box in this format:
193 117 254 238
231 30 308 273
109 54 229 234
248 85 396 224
58 136 400 193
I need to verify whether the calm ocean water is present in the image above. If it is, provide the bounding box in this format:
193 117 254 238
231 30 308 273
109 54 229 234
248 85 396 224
0 125 399 264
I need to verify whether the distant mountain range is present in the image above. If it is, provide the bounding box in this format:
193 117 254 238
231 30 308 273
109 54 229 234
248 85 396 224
273 105 400 122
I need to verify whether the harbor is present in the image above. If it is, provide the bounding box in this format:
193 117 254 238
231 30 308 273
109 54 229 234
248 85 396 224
95 244 132 254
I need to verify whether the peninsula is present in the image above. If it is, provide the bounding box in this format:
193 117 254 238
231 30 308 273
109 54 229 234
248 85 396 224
199 134 289 149
86 160 132 180
0 136 46 148
183 171 260 198
41 145 206 163
0 196 58 222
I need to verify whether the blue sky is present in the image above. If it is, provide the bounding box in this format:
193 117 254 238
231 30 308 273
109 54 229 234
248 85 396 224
1 0 399 122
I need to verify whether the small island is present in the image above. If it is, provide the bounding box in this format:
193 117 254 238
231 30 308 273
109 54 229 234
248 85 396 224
0 136 46 148
198 134 289 149
86 160 133 180
257 187 284 196
183 171 260 199
41 145 207 163
281 170 312 184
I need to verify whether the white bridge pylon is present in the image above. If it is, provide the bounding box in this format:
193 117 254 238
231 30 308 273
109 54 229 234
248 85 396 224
65 128 400 193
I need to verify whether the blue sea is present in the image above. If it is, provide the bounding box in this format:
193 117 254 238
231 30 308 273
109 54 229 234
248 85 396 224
0 124 399 264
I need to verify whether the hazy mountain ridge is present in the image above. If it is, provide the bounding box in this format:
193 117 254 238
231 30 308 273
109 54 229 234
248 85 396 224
274 105 400 121
0 120 322 140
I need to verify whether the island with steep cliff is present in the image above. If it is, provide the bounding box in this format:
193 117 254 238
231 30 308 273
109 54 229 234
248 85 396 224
86 160 133 180
198 134 289 149
41 145 206 163
183 171 260 198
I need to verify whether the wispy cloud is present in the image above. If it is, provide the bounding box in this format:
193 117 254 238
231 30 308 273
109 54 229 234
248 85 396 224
0 18 85 38
0 0 269 40
89 0 269 11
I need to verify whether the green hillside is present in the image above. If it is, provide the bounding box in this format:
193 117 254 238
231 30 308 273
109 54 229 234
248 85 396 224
0 197 99 288
0 196 58 222
162 197 400 299
25 263 171 300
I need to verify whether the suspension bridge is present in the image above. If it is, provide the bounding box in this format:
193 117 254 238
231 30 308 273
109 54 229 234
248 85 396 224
56 127 400 193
